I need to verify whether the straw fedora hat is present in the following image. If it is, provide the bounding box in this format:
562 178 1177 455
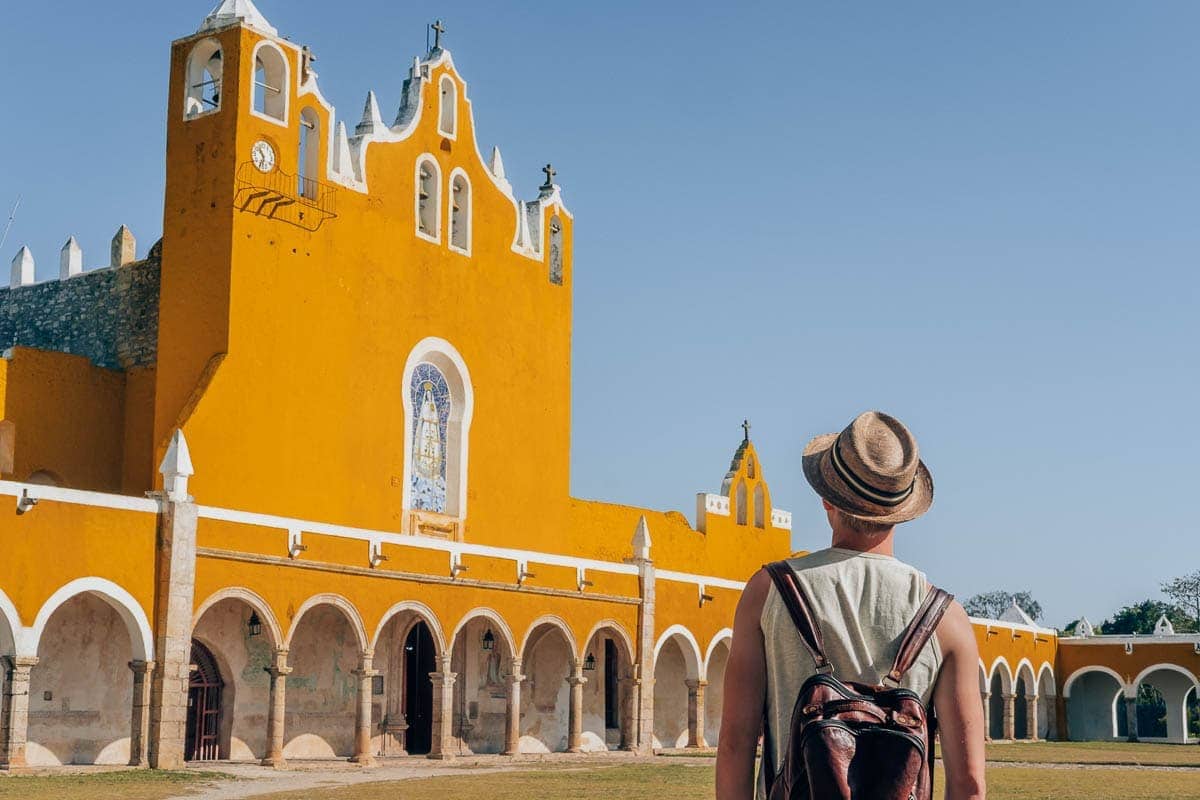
802 411 933 525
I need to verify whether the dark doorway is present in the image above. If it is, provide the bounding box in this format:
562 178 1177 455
186 640 224 761
404 622 436 754
604 639 619 730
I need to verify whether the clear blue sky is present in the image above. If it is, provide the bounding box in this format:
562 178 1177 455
2 2 1197 628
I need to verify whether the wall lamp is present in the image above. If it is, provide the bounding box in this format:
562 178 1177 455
482 629 495 651
583 652 596 671
16 489 38 515
248 611 262 637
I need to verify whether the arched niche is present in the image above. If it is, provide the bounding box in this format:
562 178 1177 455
184 38 223 119
402 338 474 520
251 41 289 123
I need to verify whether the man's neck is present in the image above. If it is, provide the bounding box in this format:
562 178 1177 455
830 529 896 556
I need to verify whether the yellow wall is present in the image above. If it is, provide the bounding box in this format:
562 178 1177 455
0 498 158 630
0 348 127 492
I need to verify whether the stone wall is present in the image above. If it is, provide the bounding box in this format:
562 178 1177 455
0 253 159 370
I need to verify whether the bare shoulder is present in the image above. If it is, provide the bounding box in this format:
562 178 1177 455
735 568 773 623
934 599 978 661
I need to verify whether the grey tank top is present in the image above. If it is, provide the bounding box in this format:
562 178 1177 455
757 548 942 798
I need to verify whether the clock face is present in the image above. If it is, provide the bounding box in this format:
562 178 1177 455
251 140 276 173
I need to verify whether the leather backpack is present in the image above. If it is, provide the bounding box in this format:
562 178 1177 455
762 560 953 800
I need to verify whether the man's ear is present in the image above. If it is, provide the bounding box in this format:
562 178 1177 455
821 499 834 512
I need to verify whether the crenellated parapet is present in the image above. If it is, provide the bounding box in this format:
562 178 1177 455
0 227 159 370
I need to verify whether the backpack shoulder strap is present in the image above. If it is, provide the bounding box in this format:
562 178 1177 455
763 560 832 674
883 585 954 686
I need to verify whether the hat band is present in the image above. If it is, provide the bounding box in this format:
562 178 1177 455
830 435 915 507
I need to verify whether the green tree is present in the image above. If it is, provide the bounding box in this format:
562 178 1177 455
1101 600 1193 635
1161 571 1200 629
963 591 1042 622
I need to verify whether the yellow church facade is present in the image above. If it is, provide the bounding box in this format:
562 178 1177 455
0 0 1195 772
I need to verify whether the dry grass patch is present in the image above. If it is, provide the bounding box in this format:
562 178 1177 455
0 769 218 800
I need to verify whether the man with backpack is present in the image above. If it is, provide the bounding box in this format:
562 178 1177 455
715 411 986 800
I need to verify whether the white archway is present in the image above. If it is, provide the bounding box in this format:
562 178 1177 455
704 629 733 677
373 600 447 654
0 586 20 657
285 593 368 653
1133 663 1200 695
250 40 289 124
451 607 516 660
520 615 578 658
653 625 703 681
29 578 153 661
1063 666 1127 699
580 619 636 665
401 337 474 520
193 587 284 648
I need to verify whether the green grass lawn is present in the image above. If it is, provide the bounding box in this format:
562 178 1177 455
0 769 216 800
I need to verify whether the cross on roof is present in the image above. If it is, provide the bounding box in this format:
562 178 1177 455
742 419 751 441
431 19 446 49
541 163 557 188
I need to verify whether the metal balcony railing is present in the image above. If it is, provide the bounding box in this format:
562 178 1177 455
235 163 338 231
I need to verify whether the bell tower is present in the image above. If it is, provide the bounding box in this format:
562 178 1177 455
154 1 301 462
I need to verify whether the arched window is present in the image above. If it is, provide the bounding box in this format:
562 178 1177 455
747 455 756 480
438 75 457 137
416 156 441 241
736 481 747 525
298 108 320 199
184 39 223 119
403 339 474 519
754 484 765 528
449 170 470 254
251 42 288 123
549 215 564 285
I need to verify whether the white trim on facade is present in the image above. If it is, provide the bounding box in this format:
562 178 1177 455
0 480 159 513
